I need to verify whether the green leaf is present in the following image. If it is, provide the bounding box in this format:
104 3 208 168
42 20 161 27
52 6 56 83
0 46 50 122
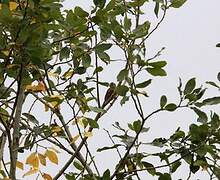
142 161 156 176
206 81 219 88
73 161 83 171
89 106 106 113
117 69 129 81
87 118 99 128
0 108 9 123
82 54 91 68
22 113 39 125
190 164 200 174
97 52 110 63
154 2 160 18
191 107 208 123
75 67 86 75
148 61 167 68
171 161 181 173
146 67 167 76
97 144 122 152
132 21 150 38
102 169 110 180
60 47 70 60
133 120 142 133
171 0 187 8
95 43 112 53
136 79 152 88
124 16 132 31
93 0 106 9
158 173 172 180
197 96 220 107
184 78 196 95
74 6 89 17
160 95 167 108
116 85 129 96
165 103 177 111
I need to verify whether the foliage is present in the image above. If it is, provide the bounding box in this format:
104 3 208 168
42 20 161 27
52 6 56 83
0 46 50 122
0 0 219 179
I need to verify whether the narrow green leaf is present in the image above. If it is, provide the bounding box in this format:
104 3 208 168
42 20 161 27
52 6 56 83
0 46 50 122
89 106 106 113
184 78 196 95
160 95 167 108
73 161 83 171
22 113 39 124
97 145 122 152
136 79 152 88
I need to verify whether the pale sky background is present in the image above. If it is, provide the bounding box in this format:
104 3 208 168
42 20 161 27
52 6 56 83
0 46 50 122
19 0 220 179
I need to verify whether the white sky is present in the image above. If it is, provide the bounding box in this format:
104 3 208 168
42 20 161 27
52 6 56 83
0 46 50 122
18 0 220 179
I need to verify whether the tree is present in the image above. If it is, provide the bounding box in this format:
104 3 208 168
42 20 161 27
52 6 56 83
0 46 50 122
0 0 219 179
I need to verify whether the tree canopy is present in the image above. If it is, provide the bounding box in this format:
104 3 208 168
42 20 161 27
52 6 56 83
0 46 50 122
0 0 219 180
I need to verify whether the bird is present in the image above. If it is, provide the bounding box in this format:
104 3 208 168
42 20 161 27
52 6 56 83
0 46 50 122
102 82 117 108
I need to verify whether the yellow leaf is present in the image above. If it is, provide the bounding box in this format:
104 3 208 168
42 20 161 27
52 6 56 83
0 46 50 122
38 153 46 166
42 173 52 180
3 178 11 180
48 147 60 153
2 50 9 56
84 131 93 138
63 69 74 79
9 2 18 11
44 104 49 112
72 117 86 127
45 150 58 165
26 152 39 169
0 4 2 10
70 134 80 144
48 71 59 77
22 168 38 177
25 81 46 92
16 161 24 170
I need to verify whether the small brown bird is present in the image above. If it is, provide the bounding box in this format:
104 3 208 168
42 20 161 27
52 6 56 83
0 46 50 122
102 83 117 108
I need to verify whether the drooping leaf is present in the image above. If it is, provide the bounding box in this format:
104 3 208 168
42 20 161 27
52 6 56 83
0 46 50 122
22 113 39 124
73 161 84 171
25 152 39 169
23 168 38 177
45 150 58 165
191 107 208 123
